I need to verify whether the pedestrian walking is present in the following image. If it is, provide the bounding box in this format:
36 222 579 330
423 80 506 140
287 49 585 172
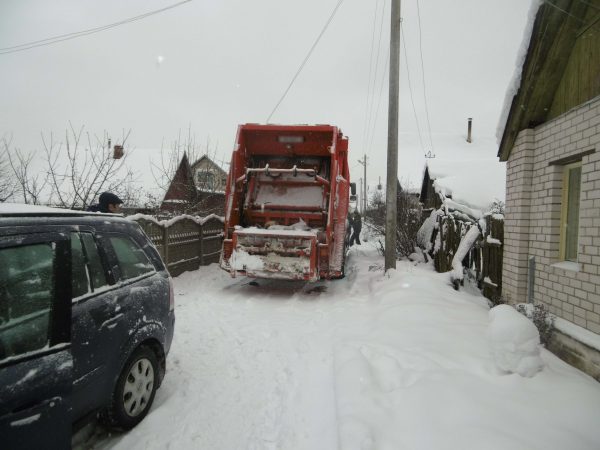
349 209 362 246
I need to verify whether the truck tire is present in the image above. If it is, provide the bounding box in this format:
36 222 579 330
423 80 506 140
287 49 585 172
101 346 158 430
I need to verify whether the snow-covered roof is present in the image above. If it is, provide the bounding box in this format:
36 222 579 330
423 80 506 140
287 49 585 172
496 0 543 145
422 134 506 215
0 203 116 216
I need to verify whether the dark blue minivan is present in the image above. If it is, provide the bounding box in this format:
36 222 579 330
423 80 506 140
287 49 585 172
0 204 175 449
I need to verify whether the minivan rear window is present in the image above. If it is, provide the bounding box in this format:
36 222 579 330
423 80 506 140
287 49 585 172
109 236 155 281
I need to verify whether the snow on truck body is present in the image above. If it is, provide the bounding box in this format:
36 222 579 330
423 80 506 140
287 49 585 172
220 124 352 281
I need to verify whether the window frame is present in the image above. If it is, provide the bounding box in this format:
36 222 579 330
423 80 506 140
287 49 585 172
0 232 71 367
102 232 157 284
559 161 582 262
70 230 115 305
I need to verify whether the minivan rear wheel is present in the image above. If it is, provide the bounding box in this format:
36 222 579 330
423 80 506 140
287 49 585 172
102 346 158 430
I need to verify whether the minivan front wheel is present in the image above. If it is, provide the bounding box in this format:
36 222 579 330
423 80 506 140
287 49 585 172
103 346 158 430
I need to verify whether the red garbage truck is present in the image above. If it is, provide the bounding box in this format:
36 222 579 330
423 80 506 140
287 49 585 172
220 124 355 281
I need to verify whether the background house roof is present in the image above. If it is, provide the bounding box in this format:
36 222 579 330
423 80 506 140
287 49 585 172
420 134 506 216
497 0 599 160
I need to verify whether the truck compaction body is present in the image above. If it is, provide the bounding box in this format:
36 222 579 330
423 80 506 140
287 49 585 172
220 124 353 282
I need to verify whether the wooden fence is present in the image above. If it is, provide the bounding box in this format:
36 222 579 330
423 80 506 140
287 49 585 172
130 214 224 277
431 213 503 301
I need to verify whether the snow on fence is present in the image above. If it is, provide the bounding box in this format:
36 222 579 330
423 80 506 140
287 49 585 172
424 212 503 301
129 214 224 277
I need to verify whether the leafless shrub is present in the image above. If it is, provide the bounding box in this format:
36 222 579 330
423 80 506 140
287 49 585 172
365 183 422 257
516 303 555 346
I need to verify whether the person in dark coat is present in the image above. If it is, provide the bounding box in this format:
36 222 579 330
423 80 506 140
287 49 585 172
349 209 362 246
88 192 123 213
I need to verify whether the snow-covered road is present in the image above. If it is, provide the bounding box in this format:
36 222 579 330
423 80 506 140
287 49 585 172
79 243 600 450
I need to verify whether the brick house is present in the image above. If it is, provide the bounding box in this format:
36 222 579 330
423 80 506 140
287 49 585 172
498 1 600 379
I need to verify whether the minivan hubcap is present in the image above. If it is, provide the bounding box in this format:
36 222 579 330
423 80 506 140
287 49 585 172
123 358 155 417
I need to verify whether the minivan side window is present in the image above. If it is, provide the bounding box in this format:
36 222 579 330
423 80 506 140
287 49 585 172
71 232 110 299
109 236 155 281
72 233 90 298
81 233 109 291
0 243 54 359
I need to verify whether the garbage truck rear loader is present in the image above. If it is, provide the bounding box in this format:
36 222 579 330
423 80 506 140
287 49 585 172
220 124 354 281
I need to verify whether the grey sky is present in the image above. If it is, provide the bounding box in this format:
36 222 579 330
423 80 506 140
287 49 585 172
0 0 533 190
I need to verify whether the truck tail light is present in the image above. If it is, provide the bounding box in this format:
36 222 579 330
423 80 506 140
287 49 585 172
168 277 175 312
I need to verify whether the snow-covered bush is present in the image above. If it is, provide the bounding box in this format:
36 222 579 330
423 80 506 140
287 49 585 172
516 303 555 346
488 305 544 377
489 199 505 215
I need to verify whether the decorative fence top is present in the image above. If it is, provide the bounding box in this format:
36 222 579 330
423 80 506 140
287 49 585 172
127 213 225 277
127 213 224 228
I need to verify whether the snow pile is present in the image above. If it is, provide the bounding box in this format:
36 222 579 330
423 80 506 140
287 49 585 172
451 226 481 282
416 209 442 251
230 249 264 271
267 218 311 231
80 242 600 450
487 305 544 377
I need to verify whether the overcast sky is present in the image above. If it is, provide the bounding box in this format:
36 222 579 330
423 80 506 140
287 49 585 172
0 0 533 190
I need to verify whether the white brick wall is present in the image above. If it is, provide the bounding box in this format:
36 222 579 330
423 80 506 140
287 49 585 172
503 95 600 333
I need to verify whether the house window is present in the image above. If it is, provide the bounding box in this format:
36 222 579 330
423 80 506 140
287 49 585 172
560 161 582 262
197 171 215 191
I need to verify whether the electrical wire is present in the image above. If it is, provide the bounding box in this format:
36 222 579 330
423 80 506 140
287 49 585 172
266 0 345 122
366 46 389 158
0 0 193 55
415 0 435 155
400 23 426 156
364 0 388 155
361 0 381 154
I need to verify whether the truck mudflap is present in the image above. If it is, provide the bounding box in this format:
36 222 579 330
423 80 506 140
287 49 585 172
226 228 319 282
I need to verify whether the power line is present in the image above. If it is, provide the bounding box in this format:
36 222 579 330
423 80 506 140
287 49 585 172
415 0 435 154
0 0 193 55
266 0 345 122
366 46 389 157
364 0 388 155
400 23 426 156
361 0 381 154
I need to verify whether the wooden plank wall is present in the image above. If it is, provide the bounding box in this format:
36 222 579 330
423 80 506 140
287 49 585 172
548 6 600 119
430 214 504 301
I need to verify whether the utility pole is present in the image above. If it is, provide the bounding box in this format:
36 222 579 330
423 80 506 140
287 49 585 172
357 154 368 213
385 0 401 271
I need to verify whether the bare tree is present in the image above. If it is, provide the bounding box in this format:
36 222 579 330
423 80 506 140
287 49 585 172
366 181 423 257
0 136 16 202
2 134 48 204
43 123 133 209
